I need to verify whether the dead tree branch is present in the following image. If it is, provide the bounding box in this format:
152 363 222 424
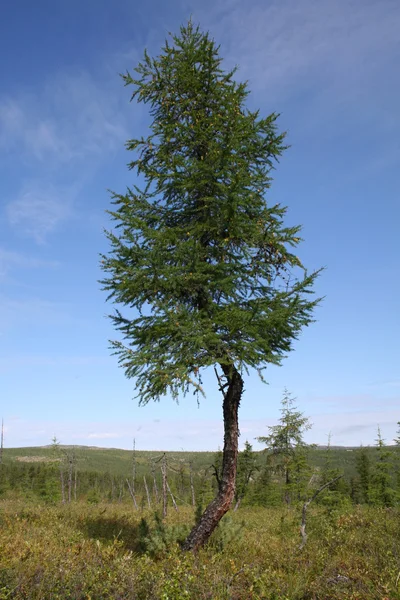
299 475 343 549
214 366 229 398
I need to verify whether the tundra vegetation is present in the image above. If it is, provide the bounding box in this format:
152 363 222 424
1 20 398 600
1 401 400 599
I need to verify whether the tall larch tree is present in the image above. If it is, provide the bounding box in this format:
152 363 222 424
101 20 321 550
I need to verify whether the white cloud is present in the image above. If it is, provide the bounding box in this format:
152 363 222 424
0 294 82 333
0 70 127 164
198 0 399 95
0 98 69 161
3 406 398 450
6 182 75 243
0 355 111 374
368 380 400 389
307 408 400 447
87 432 122 440
0 248 59 280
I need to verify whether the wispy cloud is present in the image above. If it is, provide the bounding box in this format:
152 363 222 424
0 98 70 161
0 248 59 280
306 408 400 446
6 182 75 243
0 70 127 165
199 0 399 97
0 355 111 374
0 294 82 333
368 380 400 389
3 407 399 450
87 432 122 440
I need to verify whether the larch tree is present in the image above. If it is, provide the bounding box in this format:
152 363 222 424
257 389 313 504
234 440 258 510
370 427 394 507
101 20 321 550
355 446 371 504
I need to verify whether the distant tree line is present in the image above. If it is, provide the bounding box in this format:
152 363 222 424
1 400 399 511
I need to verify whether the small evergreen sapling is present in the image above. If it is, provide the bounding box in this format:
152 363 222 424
369 427 394 507
234 440 258 509
257 389 312 504
355 446 371 504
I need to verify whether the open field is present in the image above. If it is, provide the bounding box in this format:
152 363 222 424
1 499 400 599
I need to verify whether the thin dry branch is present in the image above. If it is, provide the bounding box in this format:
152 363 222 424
214 366 229 398
299 475 343 549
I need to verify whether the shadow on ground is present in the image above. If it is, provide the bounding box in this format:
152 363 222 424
78 514 142 551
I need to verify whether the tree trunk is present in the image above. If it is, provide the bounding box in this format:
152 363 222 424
126 478 138 509
143 475 151 508
284 467 291 505
60 467 66 504
161 453 167 519
233 496 242 512
299 475 343 549
68 455 73 503
151 460 160 503
166 480 178 511
131 438 137 498
189 462 196 507
183 364 243 551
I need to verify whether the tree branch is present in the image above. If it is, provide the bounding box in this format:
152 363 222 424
214 366 229 399
210 463 222 491
299 475 343 549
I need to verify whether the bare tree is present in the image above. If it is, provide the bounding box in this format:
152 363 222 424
150 459 160 503
67 450 75 503
161 453 167 519
132 438 137 496
126 479 138 509
189 461 196 507
51 436 66 504
166 480 178 511
143 475 151 508
299 475 343 549
60 467 66 504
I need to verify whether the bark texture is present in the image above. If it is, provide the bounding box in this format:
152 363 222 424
182 364 243 551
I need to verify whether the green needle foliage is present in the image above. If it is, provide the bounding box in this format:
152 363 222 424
355 446 371 504
369 427 395 507
257 389 313 503
100 20 321 405
235 441 258 506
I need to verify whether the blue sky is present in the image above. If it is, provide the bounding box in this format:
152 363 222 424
1 0 399 451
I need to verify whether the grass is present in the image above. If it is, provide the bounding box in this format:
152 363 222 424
1 499 400 599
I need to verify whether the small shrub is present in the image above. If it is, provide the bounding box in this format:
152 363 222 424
86 489 101 505
138 512 189 558
208 514 245 552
